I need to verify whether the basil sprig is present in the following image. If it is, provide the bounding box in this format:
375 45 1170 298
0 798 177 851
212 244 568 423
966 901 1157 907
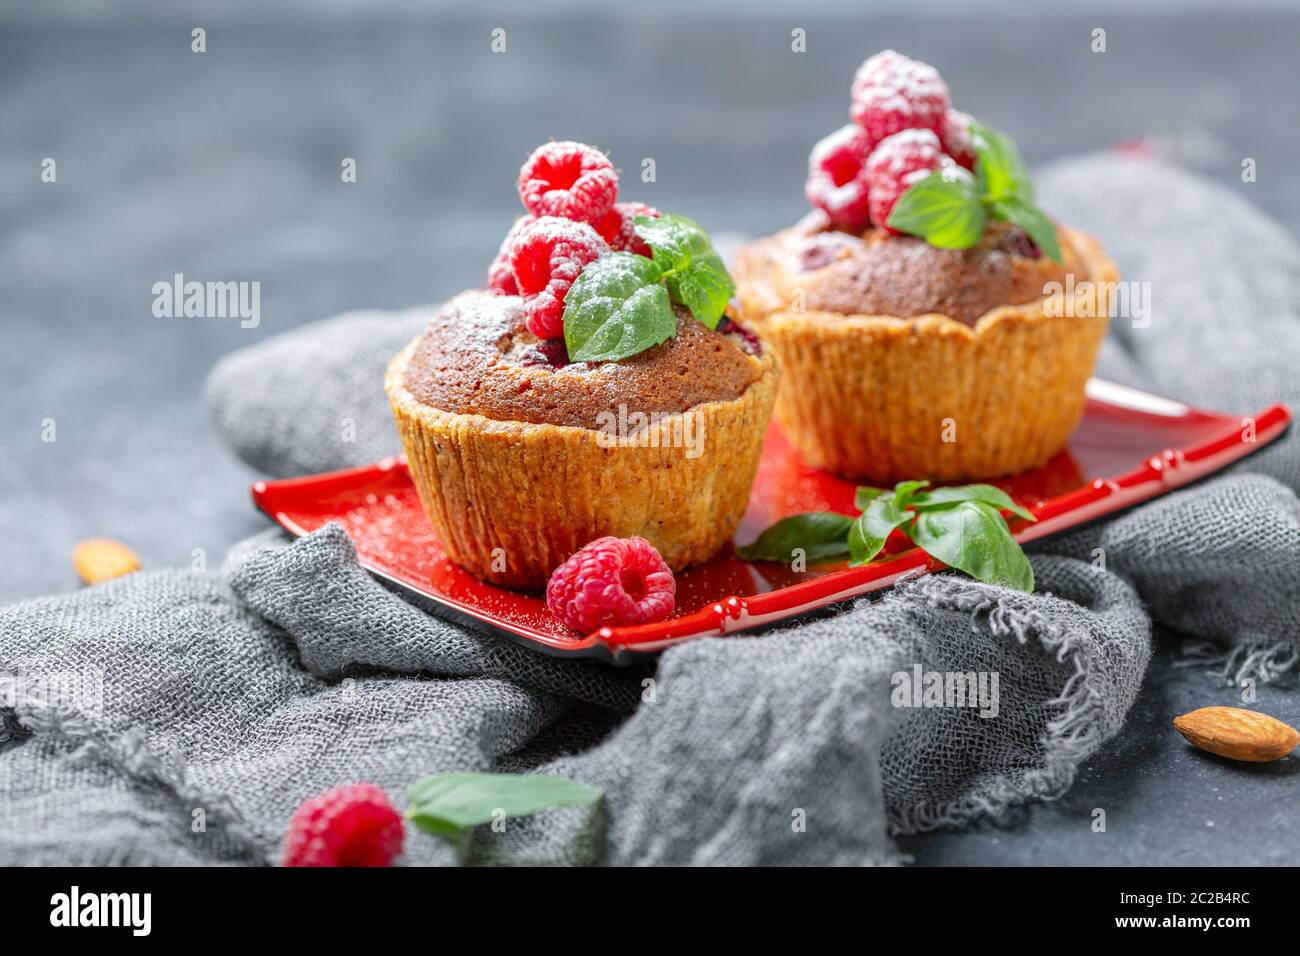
563 214 735 363
407 772 603 843
737 479 1037 592
887 122 1063 264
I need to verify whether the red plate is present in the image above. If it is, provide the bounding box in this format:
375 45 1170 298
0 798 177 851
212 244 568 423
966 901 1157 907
252 380 1290 664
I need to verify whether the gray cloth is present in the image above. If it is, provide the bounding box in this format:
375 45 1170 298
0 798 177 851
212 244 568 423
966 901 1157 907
3 155 1299 866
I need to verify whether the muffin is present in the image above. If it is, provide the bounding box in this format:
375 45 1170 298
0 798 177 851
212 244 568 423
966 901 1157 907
733 51 1117 483
386 142 777 590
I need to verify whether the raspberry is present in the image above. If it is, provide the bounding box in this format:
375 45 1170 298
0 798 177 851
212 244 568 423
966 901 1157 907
546 536 676 633
518 338 571 369
940 109 977 170
281 783 404 867
596 201 660 256
804 124 874 233
864 129 948 234
509 216 608 338
849 50 949 144
486 215 535 295
517 141 619 225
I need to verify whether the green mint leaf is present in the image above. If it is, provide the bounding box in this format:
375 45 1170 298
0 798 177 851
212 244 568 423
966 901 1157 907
667 249 732 330
970 121 1033 203
407 772 603 838
736 512 853 564
909 483 1037 522
854 486 890 510
910 500 1035 592
848 497 910 567
563 252 676 362
634 214 735 330
989 197 1063 265
892 480 931 508
886 170 987 249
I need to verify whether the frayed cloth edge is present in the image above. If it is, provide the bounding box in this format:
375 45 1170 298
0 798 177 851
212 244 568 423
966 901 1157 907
883 575 1119 836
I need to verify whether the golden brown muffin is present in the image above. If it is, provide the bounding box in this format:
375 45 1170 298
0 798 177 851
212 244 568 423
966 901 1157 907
386 291 778 590
732 213 1116 482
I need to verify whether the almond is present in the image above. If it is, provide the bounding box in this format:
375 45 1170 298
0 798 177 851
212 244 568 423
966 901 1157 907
72 537 141 585
1173 706 1300 763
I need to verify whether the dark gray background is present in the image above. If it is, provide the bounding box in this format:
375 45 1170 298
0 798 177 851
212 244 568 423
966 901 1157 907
3 1 1298 865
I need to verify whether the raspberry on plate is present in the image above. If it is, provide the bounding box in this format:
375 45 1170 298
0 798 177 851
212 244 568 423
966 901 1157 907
546 536 677 633
509 216 608 338
804 124 874 233
517 141 619 225
940 109 977 171
486 215 535 295
281 783 404 867
596 201 661 256
850 50 949 144
864 128 948 234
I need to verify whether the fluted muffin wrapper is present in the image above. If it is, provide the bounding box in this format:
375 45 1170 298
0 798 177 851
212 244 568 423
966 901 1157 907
386 339 779 590
735 226 1118 483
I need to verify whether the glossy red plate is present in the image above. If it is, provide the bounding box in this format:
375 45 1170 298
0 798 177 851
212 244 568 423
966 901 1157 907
252 380 1289 664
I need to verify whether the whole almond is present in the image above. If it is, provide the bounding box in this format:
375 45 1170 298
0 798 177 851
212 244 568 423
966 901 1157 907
73 538 141 585
1173 706 1299 763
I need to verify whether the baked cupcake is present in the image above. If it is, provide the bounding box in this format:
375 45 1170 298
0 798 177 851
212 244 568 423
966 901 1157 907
733 51 1117 483
387 142 777 590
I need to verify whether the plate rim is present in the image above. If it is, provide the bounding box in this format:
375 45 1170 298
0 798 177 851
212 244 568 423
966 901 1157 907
251 380 1292 664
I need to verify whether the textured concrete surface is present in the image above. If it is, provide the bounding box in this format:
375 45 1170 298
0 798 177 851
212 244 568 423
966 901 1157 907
2 6 1297 865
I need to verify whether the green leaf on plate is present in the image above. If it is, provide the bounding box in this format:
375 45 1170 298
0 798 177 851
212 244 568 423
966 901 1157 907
735 512 853 564
909 501 1035 592
563 252 676 362
848 497 911 567
909 483 1036 522
892 480 931 508
854 486 890 510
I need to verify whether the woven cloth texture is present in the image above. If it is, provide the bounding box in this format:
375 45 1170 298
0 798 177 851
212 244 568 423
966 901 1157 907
2 155 1298 865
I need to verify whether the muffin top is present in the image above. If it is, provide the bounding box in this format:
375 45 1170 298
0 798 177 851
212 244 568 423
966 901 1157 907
734 212 1083 327
402 290 766 430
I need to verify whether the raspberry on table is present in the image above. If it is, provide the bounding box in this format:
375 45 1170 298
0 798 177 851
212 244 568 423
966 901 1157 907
804 124 874 233
546 536 677 633
509 216 608 339
486 215 535 295
850 50 949 144
940 109 977 171
517 141 619 225
596 201 661 256
281 783 404 867
864 128 949 234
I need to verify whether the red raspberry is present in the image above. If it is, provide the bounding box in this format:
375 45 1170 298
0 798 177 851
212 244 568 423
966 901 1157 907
849 50 949 144
509 216 608 338
596 201 660 256
517 141 619 225
546 536 676 633
864 129 948 234
486 215 535 295
804 124 874 233
282 783 404 867
940 109 977 170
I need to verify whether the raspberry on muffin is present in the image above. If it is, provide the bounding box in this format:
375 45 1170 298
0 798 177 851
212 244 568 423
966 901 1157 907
388 142 778 598
733 51 1118 483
